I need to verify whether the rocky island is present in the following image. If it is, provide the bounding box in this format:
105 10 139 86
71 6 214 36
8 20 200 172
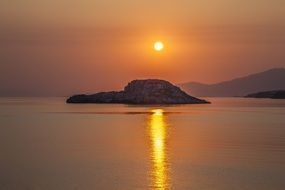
245 90 285 99
67 79 209 104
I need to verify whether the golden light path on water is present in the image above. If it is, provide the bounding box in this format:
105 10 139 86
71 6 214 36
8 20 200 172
148 109 170 190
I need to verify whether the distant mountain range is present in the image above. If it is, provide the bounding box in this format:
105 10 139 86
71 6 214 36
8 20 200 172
179 68 285 97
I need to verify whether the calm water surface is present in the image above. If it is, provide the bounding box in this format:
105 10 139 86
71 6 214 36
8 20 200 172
0 97 285 190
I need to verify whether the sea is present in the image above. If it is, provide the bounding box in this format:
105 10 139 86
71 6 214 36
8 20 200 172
0 97 285 190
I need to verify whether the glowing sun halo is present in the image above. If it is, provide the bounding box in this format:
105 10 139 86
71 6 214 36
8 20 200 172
154 41 164 51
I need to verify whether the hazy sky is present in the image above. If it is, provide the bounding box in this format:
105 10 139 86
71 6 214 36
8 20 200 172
1 0 285 96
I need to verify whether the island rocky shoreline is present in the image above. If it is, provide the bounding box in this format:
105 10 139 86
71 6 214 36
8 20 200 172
66 79 209 104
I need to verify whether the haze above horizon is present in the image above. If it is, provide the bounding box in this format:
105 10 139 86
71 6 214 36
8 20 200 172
1 0 285 96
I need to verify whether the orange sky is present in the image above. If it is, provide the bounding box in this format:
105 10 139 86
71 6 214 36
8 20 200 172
1 0 285 96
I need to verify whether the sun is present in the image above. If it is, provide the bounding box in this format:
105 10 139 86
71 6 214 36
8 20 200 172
154 41 164 51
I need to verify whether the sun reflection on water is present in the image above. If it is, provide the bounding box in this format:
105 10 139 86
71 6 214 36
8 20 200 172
148 109 170 190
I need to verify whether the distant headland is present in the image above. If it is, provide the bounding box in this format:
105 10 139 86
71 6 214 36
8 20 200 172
245 90 285 99
66 79 209 104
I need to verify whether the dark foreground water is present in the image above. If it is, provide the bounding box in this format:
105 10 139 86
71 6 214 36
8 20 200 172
0 97 285 190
